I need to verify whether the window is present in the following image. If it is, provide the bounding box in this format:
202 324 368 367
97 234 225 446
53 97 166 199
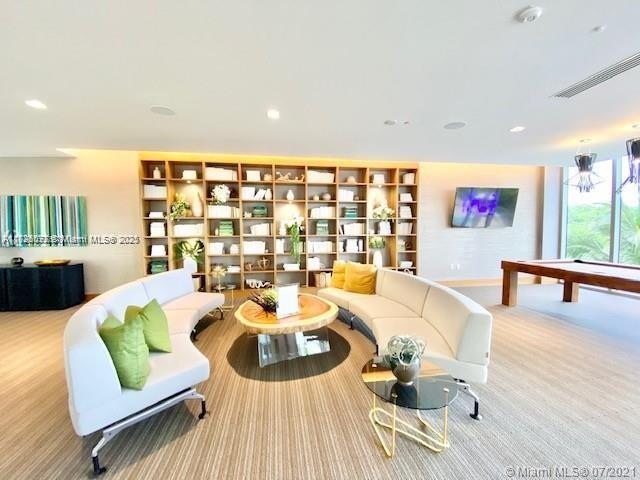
619 183 640 264
565 159 612 261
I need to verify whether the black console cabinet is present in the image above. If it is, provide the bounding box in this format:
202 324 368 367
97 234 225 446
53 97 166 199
0 263 85 311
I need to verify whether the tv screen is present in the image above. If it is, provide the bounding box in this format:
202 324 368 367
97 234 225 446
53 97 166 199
451 187 519 228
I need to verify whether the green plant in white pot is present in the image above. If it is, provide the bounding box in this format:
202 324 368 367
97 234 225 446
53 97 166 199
174 240 204 274
386 335 426 386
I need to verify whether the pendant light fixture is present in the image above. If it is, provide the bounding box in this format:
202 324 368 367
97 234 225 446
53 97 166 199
617 137 640 192
565 140 602 193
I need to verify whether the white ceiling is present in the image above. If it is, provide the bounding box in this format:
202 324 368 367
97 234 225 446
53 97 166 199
2 1 640 165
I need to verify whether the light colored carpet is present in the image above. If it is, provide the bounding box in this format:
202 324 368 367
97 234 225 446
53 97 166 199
1 293 639 479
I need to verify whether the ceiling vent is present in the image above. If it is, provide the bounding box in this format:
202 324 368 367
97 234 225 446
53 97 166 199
552 52 640 98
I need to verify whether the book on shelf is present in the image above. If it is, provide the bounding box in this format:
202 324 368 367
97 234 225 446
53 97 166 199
342 238 363 253
208 242 225 255
205 167 237 181
243 240 266 254
397 222 414 235
338 189 355 202
149 260 168 274
339 222 365 235
309 206 336 218
307 240 334 253
207 205 240 218
400 193 413 202
399 206 413 219
315 220 329 235
249 223 271 236
342 206 358 218
217 220 234 236
226 265 241 273
174 223 204 237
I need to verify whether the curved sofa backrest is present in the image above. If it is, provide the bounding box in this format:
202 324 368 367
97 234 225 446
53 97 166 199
140 268 194 305
63 304 121 426
422 283 492 366
87 280 150 321
375 269 431 315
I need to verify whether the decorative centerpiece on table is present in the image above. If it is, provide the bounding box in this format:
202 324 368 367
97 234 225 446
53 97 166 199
169 193 191 220
211 264 227 292
248 288 278 313
211 184 230 204
368 236 386 268
174 239 204 274
385 335 426 386
284 216 304 266
372 204 395 235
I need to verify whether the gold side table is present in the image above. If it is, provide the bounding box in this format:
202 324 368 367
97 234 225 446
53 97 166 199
362 358 458 457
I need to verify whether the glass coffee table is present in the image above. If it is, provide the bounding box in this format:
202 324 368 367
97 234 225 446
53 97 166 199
361 357 458 456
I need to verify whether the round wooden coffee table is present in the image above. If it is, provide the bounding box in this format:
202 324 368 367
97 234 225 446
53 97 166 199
235 293 338 367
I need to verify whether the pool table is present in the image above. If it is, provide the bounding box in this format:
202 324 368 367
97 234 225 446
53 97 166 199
501 259 640 306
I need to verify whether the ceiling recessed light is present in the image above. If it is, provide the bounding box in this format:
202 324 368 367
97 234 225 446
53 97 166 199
579 138 592 144
384 119 398 126
444 121 467 130
266 109 280 120
25 99 47 110
510 126 526 133
592 25 607 33
632 123 639 129
150 105 175 116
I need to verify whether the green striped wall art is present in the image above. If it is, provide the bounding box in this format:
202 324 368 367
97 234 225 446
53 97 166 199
0 195 88 247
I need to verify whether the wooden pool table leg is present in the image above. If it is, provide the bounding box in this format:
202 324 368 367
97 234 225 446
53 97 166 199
563 281 579 302
502 270 518 306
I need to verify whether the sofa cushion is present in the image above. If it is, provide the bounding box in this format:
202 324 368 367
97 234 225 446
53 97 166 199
125 299 172 353
163 292 224 319
371 316 454 360
349 295 416 329
88 280 150 322
165 309 201 335
140 268 194 305
98 314 150 390
376 269 430 315
331 261 346 289
317 287 371 310
344 262 377 294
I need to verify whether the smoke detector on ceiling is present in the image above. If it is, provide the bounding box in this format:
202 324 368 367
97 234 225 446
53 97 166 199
516 6 543 23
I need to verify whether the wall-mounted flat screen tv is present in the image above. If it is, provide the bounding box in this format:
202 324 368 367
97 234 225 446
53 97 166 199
451 187 519 228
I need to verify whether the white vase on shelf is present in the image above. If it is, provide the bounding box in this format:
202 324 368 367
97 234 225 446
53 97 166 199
191 191 204 217
372 250 383 268
286 190 295 202
183 257 197 274
265 188 273 200
378 220 391 235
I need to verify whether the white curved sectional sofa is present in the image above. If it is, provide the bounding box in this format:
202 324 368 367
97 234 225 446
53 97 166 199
63 268 223 475
318 268 492 418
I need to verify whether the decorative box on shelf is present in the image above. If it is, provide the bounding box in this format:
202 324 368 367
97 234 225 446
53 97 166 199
173 223 204 237
143 185 167 199
205 167 237 181
307 170 335 183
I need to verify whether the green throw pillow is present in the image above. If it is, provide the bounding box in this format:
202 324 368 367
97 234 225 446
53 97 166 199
99 314 150 390
125 299 172 353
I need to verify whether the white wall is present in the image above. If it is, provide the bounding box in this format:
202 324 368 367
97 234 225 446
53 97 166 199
0 150 143 293
419 162 543 281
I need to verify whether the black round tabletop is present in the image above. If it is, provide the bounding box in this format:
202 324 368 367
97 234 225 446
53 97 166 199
361 358 458 410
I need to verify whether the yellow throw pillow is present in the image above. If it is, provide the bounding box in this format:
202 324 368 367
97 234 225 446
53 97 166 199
344 262 377 294
331 261 346 289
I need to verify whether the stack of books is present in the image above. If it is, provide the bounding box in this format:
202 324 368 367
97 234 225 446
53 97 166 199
208 242 225 255
174 223 204 237
149 222 166 237
149 260 168 274
143 185 167 199
227 265 241 273
343 238 364 253
342 206 358 218
217 221 234 236
340 223 365 235
315 220 329 235
338 189 355 202
241 187 271 200
399 206 413 219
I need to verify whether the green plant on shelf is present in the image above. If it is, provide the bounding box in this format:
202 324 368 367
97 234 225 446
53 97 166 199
285 216 304 264
168 193 191 220
174 239 204 264
369 236 386 249
371 205 395 220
